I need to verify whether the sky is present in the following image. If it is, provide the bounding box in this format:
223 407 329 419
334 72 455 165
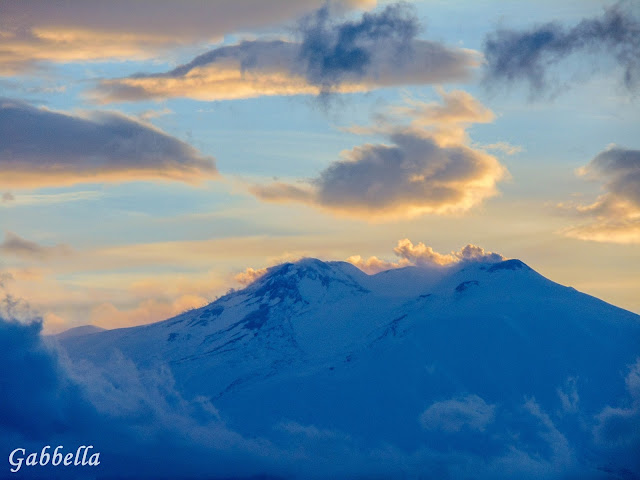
0 0 639 333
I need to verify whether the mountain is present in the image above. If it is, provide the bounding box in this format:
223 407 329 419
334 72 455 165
58 257 640 478
52 324 106 339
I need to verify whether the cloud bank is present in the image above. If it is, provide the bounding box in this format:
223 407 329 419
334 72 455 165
483 2 640 95
0 0 373 75
251 89 506 219
0 98 217 188
560 146 640 244
90 4 479 103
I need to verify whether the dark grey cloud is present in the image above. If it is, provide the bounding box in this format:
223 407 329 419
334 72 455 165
251 131 504 218
483 2 640 95
561 146 640 243
0 232 72 261
0 98 217 188
296 2 419 94
91 4 479 103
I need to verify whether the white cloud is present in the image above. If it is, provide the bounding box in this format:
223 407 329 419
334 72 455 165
420 394 496 433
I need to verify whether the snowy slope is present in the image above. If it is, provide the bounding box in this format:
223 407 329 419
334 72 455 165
59 257 640 478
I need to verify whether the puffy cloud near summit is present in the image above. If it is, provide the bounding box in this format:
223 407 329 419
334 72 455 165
0 0 374 75
560 147 640 244
90 4 479 103
347 239 505 274
251 89 506 219
0 98 217 189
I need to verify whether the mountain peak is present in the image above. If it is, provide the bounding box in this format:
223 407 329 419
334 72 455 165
242 257 369 305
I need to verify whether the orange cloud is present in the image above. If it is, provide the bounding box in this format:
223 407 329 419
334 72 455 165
89 5 479 103
251 90 506 220
344 255 410 274
560 146 640 244
0 0 375 75
235 267 269 286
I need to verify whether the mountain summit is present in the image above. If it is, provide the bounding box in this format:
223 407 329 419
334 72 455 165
59 257 640 478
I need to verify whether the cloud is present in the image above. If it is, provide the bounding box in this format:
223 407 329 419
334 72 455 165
481 142 523 156
0 274 11 289
250 133 504 217
0 315 288 479
557 377 580 414
137 107 173 122
0 0 374 75
0 317 102 440
0 98 217 189
235 267 269 286
346 239 505 274
1 192 14 202
0 232 72 261
483 2 640 95
388 88 495 146
251 90 506 219
393 238 458 266
592 359 640 473
420 394 496 433
394 239 506 266
344 254 410 274
560 146 640 244
523 398 573 468
0 191 103 208
90 4 479 103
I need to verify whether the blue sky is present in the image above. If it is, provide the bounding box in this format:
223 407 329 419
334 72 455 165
0 0 638 331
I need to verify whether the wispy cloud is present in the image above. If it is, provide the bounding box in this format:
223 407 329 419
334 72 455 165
420 395 496 433
89 4 479 103
483 2 640 96
0 98 217 189
0 191 103 207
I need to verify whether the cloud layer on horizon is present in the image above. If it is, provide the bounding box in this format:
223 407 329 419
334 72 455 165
0 0 374 75
0 98 217 189
560 146 640 244
483 2 640 96
250 89 506 219
90 4 479 103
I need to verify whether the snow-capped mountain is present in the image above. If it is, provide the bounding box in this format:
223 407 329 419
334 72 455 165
58 257 640 478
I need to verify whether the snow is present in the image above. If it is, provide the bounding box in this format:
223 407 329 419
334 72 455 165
58 257 640 478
